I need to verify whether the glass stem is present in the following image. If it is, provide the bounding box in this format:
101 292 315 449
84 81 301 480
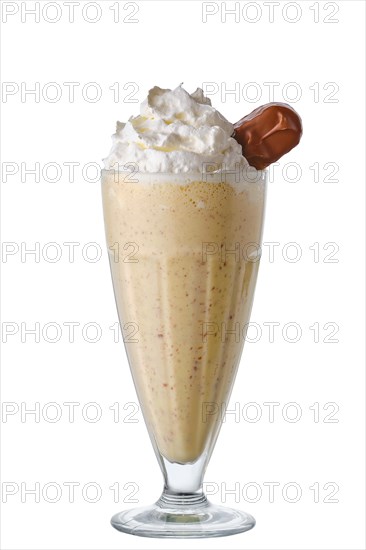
157 455 208 508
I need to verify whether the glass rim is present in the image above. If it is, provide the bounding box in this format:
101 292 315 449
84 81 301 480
101 168 266 175
101 168 267 184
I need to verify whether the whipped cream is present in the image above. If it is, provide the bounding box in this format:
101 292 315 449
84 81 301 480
103 85 249 173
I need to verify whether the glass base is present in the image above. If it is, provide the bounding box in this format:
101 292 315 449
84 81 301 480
111 494 255 538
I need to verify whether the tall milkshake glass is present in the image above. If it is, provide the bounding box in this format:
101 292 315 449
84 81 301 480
102 166 266 537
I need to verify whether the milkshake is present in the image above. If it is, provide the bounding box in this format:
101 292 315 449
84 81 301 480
102 170 265 464
102 85 302 537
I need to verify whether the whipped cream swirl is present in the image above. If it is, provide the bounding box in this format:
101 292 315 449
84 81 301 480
103 85 248 173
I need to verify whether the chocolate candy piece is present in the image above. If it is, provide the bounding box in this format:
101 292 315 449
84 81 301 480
233 103 302 170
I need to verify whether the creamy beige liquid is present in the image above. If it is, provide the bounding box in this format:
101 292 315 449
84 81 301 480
102 171 265 464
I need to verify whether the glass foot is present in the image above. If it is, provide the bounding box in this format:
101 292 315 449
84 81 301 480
111 495 255 538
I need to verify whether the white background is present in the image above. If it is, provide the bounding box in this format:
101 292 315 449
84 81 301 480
1 1 365 549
